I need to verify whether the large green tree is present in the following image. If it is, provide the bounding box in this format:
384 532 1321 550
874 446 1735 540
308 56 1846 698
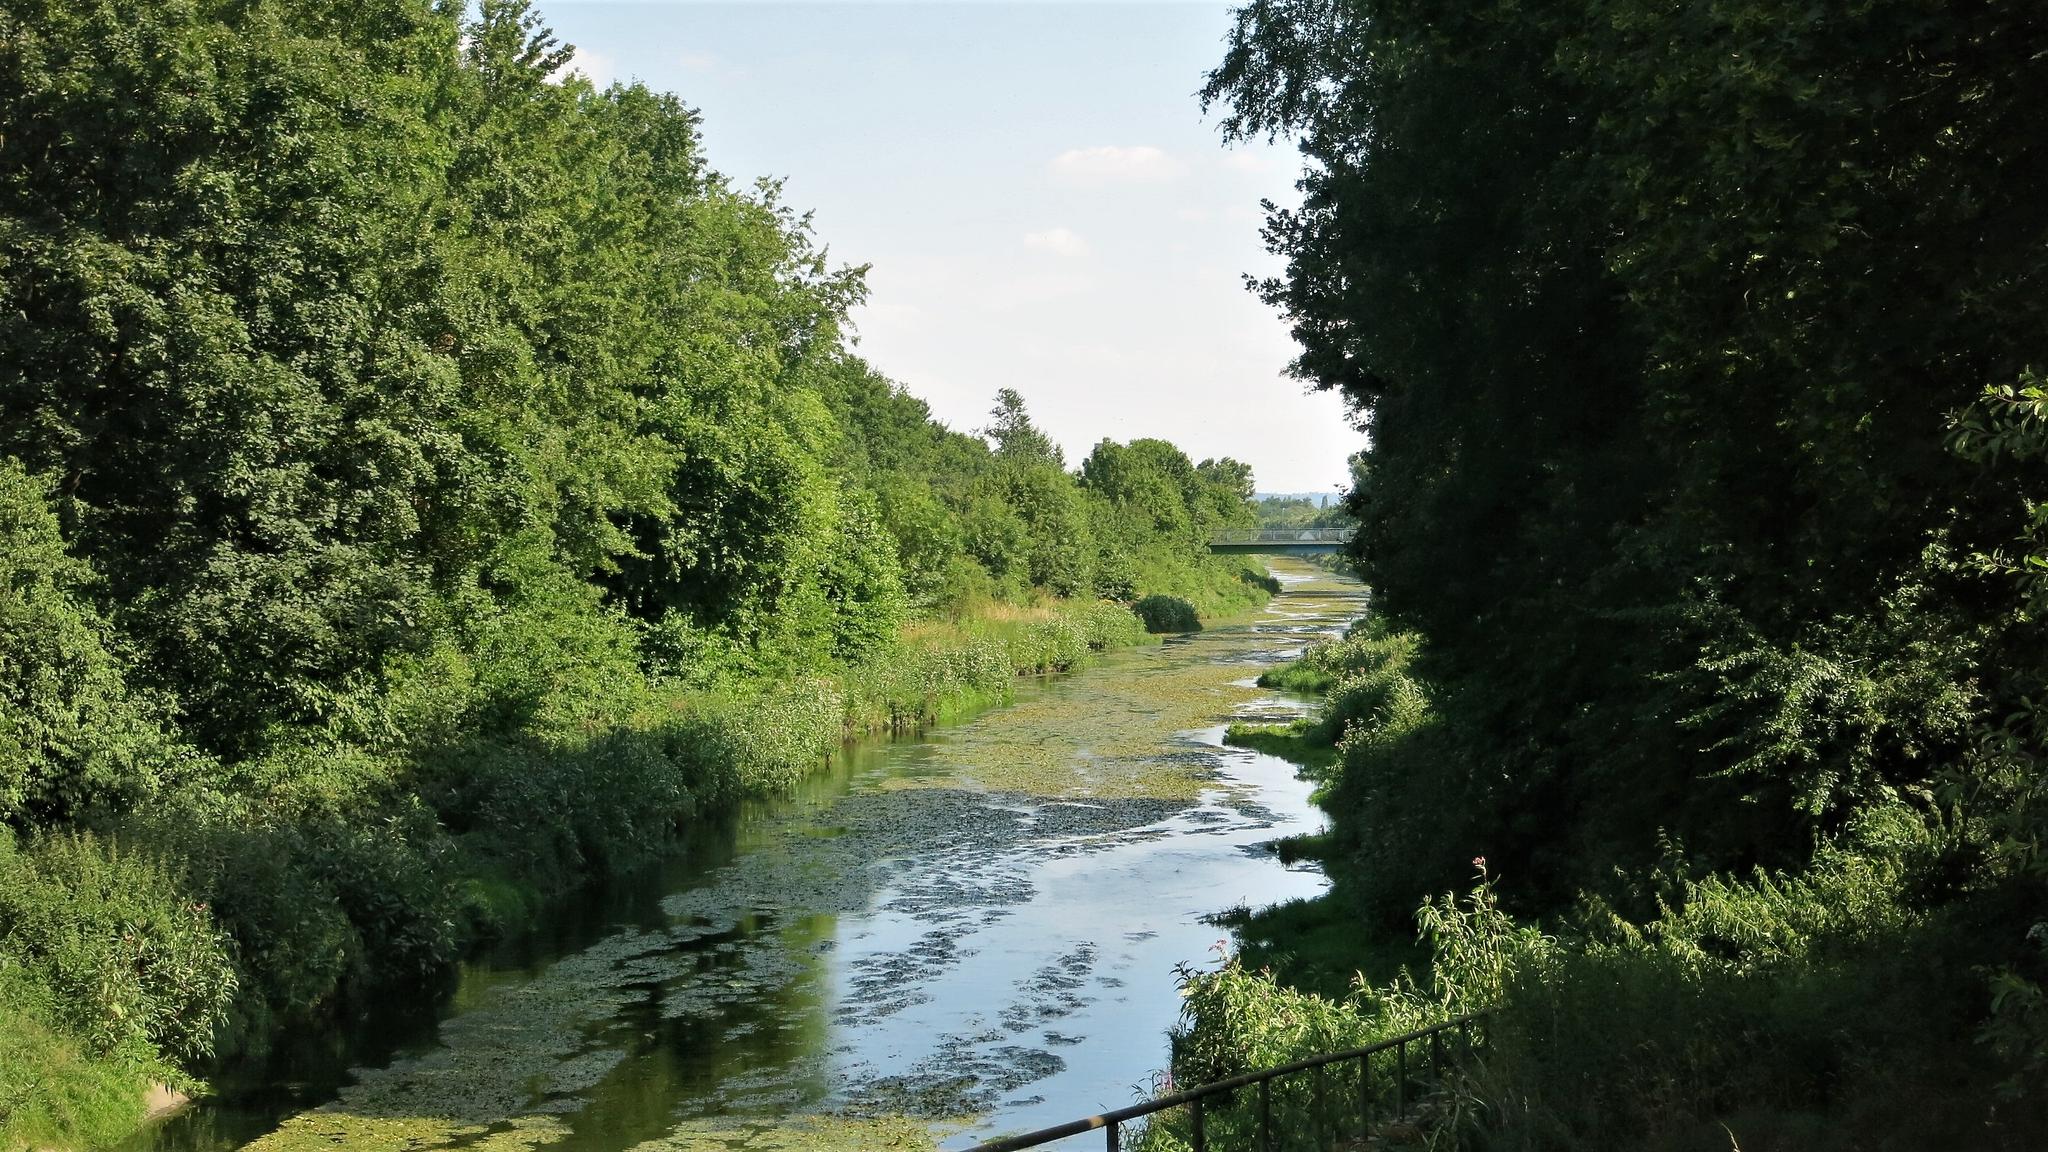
1205 0 2048 898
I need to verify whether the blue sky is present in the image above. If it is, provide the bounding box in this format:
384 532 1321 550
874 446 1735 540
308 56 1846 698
544 2 1361 493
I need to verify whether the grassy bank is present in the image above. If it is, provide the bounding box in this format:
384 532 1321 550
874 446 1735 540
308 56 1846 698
1166 621 2048 1151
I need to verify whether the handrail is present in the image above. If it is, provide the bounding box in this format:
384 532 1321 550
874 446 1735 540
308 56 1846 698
1208 527 1356 545
970 1012 1483 1151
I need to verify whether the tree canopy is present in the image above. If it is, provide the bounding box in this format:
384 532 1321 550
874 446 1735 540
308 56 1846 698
1201 0 2048 1135
0 0 1276 1127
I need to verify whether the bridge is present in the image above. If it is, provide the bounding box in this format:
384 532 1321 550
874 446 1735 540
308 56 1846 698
1207 527 1355 555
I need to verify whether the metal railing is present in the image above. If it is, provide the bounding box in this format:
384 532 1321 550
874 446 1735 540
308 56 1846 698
970 1013 1483 1152
1209 528 1356 546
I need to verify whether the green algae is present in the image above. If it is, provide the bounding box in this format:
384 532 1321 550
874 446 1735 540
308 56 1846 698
624 1113 943 1151
243 1113 572 1152
851 560 1363 804
212 560 1366 1152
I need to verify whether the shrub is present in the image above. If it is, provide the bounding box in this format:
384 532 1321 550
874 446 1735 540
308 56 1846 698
1137 870 1539 1152
167 817 358 1025
1080 600 1148 650
1257 625 1415 695
669 678 844 804
1134 595 1201 633
1241 567 1283 596
1009 615 1091 672
0 830 236 1067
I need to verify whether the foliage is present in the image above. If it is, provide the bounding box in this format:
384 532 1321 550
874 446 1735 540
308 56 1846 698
0 0 1269 1138
1256 625 1413 697
0 830 236 1068
1134 595 1201 634
1139 868 1541 1152
1196 0 2048 1138
0 461 178 826
1254 494 1351 532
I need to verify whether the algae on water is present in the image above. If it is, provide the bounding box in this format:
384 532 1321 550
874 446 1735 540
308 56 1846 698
218 561 1366 1152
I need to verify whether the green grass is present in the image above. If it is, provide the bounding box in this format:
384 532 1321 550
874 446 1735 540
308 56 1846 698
0 978 157 1152
1253 663 1344 694
1211 892 1428 1003
1222 721 1339 770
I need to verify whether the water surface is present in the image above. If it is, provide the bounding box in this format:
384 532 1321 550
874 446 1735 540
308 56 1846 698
133 561 1366 1152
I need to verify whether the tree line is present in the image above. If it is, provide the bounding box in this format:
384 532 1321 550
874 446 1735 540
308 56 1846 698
0 0 1273 1141
1166 0 2048 1146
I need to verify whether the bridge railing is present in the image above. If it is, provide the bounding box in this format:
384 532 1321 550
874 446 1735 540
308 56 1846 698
1209 528 1356 546
970 1012 1483 1152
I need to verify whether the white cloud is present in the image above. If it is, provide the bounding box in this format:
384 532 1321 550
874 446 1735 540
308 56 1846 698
1021 227 1089 257
847 299 928 348
1049 145 1181 185
552 46 614 88
675 49 750 81
983 272 1096 312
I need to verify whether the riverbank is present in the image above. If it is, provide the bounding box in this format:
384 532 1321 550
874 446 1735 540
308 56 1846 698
1171 606 2048 1151
2 583 1292 1152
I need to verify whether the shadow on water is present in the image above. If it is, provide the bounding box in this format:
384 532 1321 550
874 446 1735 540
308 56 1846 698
123 561 1371 1152
124 751 898 1152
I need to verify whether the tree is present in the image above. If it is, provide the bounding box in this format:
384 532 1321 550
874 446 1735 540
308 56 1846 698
982 388 1064 467
1204 0 2048 901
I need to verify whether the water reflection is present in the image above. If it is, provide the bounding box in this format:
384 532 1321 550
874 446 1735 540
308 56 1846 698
130 563 1367 1152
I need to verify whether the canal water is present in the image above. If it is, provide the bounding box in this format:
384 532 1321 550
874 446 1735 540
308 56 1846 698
130 561 1367 1152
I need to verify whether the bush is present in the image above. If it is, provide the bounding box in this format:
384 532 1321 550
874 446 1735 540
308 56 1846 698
166 818 358 1025
1134 595 1202 633
0 830 236 1067
669 678 845 805
843 633 1017 730
1137 870 1536 1152
1257 625 1415 695
1452 815 2039 1150
1012 616 1090 672
1080 600 1148 650
1163 816 2048 1150
0 460 176 825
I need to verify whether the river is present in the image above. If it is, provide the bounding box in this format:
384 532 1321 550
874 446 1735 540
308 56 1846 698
128 560 1366 1152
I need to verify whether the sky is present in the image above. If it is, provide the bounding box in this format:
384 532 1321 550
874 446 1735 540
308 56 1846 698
542 1 1362 493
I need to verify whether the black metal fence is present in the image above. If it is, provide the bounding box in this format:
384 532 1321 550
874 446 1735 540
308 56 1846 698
970 1014 1483 1152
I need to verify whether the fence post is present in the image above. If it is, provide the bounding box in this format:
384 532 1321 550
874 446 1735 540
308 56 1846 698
1313 1062 1327 1148
1191 1096 1206 1152
1358 1051 1372 1137
1396 1040 1407 1117
1258 1077 1273 1152
1106 1119 1118 1152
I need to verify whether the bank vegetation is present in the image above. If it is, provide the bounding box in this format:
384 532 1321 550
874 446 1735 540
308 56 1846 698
0 1 1275 1145
1169 1 2048 1148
